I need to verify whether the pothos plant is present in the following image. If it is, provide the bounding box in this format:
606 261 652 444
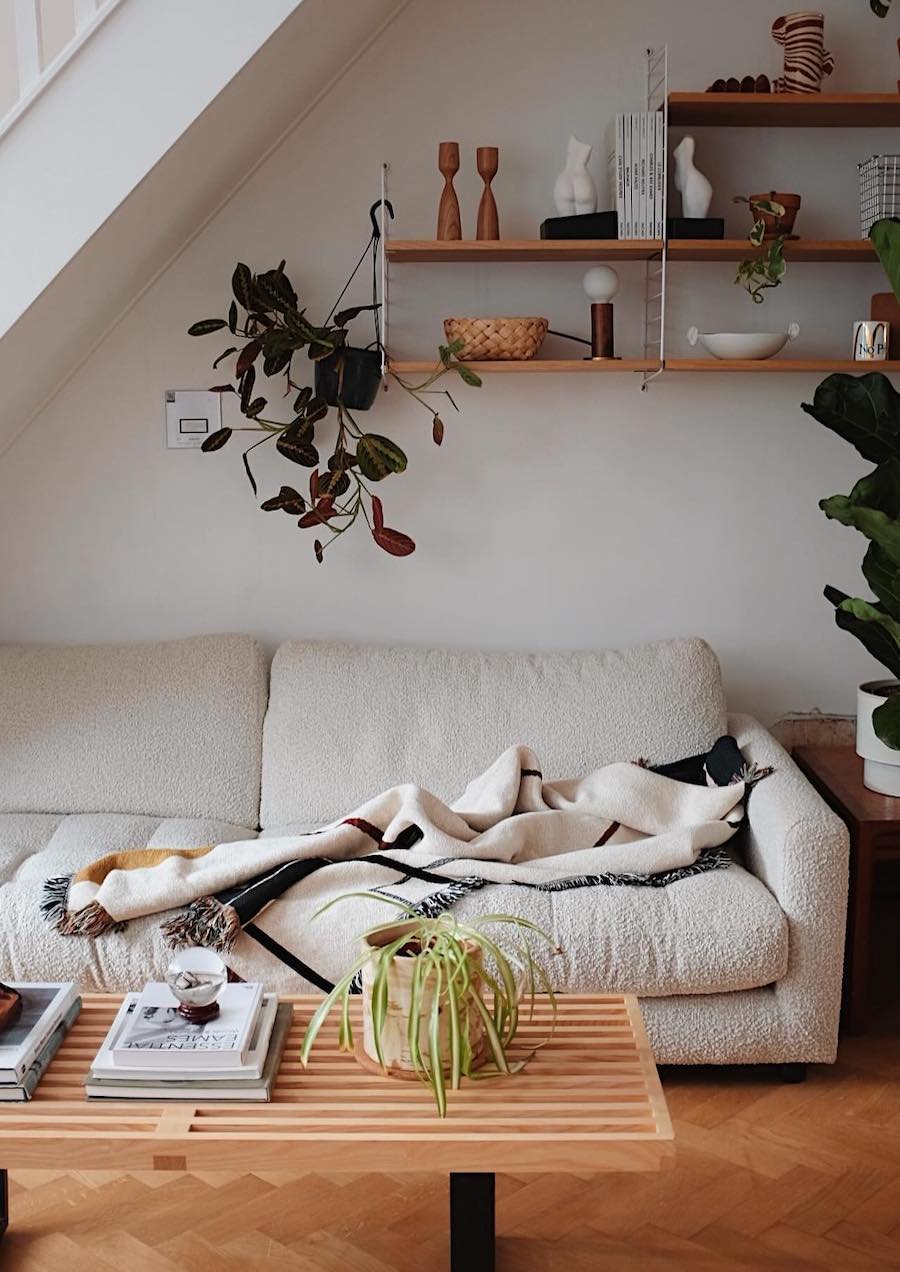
732 195 787 303
188 252 480 562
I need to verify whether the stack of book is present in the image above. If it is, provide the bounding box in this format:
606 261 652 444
0 982 81 1101
87 981 290 1101
610 112 665 240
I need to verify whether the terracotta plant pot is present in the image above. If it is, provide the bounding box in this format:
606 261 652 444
357 921 486 1079
750 191 801 240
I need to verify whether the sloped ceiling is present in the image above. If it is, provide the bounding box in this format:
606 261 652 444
0 0 408 458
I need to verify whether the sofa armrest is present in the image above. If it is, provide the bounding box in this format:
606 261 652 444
728 713 849 1060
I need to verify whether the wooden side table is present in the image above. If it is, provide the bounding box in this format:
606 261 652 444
795 746 900 1034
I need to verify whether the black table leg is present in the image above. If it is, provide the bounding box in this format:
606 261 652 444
0 1168 7 1238
450 1172 494 1272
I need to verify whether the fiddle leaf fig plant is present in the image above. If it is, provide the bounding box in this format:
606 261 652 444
188 257 480 562
732 196 787 303
801 218 900 746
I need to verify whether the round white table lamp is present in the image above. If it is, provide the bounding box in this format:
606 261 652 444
583 265 620 359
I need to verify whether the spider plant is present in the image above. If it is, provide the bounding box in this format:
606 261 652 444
732 195 787 303
299 897 559 1117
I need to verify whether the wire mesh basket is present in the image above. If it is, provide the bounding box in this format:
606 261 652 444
859 155 900 238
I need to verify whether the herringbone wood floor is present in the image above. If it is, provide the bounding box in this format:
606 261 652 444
4 907 899 1272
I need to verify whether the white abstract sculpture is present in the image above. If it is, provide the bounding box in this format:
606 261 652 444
554 135 598 217
673 136 712 220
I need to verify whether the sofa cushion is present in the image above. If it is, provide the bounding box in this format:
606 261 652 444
0 812 257 990
261 637 728 827
223 852 787 998
0 634 267 824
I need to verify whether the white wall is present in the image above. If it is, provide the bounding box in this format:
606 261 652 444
0 0 895 724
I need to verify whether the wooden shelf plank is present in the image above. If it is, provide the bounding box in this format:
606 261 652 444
668 92 900 128
386 239 662 263
667 239 876 262
666 359 900 373
390 359 658 374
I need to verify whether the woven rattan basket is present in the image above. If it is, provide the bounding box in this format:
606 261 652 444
443 316 548 361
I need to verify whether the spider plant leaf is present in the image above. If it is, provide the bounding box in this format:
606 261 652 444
471 990 511 1074
299 958 367 1066
445 958 462 1090
427 957 447 1116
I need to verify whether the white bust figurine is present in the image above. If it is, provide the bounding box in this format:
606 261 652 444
673 136 712 220
553 135 598 217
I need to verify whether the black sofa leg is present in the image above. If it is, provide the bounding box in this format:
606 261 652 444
777 1063 807 1083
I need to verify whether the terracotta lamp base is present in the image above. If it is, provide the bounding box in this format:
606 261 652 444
177 1001 219 1025
0 982 23 1035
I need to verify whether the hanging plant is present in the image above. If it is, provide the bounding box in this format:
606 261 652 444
187 205 480 561
732 195 788 303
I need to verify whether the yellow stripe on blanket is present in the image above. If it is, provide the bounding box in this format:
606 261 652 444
73 845 215 886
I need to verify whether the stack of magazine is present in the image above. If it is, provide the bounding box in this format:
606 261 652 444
609 111 665 240
87 981 290 1101
0 982 81 1101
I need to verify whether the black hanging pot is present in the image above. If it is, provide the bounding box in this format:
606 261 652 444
315 346 383 410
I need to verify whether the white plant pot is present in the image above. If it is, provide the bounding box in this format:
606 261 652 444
856 680 900 795
358 921 485 1078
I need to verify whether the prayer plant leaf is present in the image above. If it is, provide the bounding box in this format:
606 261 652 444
357 434 407 481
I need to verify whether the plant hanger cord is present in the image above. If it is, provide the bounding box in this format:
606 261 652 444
325 200 395 352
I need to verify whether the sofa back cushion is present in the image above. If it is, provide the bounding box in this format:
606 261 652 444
0 634 267 825
261 636 727 828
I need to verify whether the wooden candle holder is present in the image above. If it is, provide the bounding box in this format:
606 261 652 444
437 141 462 241
476 146 499 241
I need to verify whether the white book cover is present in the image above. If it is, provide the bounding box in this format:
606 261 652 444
613 114 625 235
87 1002 291 1102
639 112 648 239
655 111 665 239
631 114 641 239
622 114 633 238
647 115 656 240
0 983 77 1084
94 992 278 1081
113 981 263 1069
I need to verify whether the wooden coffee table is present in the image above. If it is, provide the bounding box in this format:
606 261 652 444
0 993 673 1271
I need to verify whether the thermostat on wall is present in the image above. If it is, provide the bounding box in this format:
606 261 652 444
165 389 222 449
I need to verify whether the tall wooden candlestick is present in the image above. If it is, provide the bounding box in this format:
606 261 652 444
476 146 499 240
437 141 462 241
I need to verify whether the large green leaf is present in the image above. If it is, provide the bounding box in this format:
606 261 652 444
820 495 900 566
873 691 900 749
802 373 900 463
870 218 900 300
356 434 407 482
863 542 900 620
826 587 900 679
846 457 900 519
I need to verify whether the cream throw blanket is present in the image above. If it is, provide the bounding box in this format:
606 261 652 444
49 746 748 941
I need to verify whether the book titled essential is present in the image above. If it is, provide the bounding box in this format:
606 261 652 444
0 982 78 1084
0 999 81 1101
87 998 290 1101
112 980 263 1069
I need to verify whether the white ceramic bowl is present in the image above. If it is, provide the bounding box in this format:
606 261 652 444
687 324 800 360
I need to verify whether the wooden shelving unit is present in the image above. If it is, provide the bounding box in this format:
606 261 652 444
386 239 662 263
667 359 900 373
389 239 877 265
668 239 876 263
668 92 900 128
385 87 898 380
390 359 658 375
392 358 900 375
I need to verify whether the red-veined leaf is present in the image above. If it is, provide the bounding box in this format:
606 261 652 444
373 526 415 556
371 495 384 533
188 318 227 336
201 427 232 452
236 340 262 375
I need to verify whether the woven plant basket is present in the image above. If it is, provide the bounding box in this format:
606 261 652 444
443 316 548 361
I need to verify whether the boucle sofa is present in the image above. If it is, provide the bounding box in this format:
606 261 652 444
0 633 849 1066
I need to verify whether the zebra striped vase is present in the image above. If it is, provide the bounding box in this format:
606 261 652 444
771 11 835 95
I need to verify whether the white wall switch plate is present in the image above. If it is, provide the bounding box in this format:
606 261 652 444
165 389 222 449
